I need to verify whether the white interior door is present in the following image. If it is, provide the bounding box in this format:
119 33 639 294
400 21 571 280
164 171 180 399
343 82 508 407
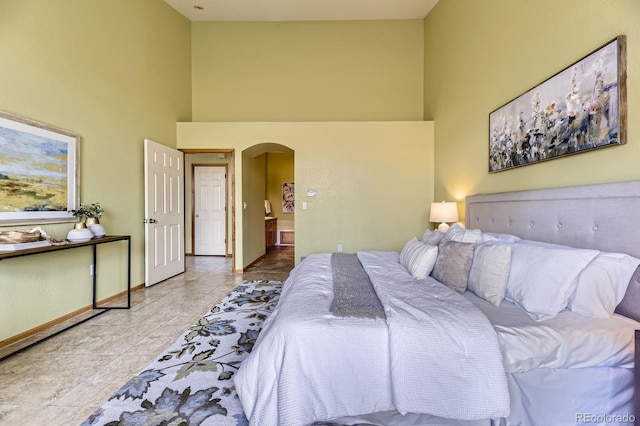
144 139 185 286
194 165 227 256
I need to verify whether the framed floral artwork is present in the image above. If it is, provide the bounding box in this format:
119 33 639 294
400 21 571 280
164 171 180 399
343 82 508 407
489 35 626 173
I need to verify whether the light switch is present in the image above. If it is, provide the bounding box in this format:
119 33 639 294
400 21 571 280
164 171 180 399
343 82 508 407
302 202 308 210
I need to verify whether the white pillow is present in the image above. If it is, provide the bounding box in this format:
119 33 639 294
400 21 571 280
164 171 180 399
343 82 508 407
568 252 640 318
468 243 512 306
506 243 599 321
400 238 439 280
481 232 522 243
445 223 483 243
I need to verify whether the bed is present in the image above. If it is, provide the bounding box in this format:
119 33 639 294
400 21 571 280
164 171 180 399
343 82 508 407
235 180 640 426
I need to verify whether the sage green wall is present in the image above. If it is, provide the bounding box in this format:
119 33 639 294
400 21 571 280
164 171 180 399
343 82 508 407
191 20 424 121
424 0 640 220
188 20 428 269
178 122 434 269
0 1 191 342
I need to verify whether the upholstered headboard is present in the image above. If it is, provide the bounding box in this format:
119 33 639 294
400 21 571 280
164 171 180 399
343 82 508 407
466 180 640 259
465 180 640 320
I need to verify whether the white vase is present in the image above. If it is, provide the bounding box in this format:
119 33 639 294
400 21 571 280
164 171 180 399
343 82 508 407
88 223 106 237
67 224 94 242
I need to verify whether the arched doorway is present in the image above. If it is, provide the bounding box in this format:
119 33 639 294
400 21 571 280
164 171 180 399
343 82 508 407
241 143 295 270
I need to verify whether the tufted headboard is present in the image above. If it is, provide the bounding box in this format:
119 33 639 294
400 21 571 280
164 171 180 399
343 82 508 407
465 180 640 259
466 180 640 321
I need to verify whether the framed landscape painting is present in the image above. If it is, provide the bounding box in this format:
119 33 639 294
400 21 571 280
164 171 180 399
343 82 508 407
0 111 79 225
489 35 626 173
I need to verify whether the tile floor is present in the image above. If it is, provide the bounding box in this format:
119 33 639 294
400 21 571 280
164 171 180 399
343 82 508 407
0 246 294 425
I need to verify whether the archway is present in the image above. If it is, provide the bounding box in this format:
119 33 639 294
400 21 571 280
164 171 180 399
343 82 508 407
241 143 295 270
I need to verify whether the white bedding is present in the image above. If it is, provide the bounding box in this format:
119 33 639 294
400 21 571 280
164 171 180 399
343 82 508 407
235 251 639 426
358 252 509 419
235 252 510 425
236 253 394 425
464 292 639 373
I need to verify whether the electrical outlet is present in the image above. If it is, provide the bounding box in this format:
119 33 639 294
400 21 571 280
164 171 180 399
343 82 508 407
337 244 343 252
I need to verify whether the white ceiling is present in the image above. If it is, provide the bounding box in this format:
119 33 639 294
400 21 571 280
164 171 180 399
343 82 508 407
164 0 439 22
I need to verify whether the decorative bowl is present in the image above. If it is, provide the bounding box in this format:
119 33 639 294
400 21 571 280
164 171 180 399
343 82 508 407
88 224 106 237
67 227 94 242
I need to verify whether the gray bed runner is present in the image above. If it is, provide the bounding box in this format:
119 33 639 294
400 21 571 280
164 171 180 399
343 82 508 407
330 253 385 319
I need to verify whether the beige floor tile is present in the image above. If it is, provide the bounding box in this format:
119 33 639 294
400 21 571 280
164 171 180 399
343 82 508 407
0 403 37 425
0 248 292 423
53 353 155 408
26 404 94 426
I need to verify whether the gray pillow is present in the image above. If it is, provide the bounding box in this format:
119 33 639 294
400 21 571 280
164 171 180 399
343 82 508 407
431 240 477 292
421 229 445 245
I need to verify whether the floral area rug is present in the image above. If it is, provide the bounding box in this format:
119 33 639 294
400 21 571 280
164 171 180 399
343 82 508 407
81 280 282 426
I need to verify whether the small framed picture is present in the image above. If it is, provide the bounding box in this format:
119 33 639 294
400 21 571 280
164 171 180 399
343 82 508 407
282 182 294 213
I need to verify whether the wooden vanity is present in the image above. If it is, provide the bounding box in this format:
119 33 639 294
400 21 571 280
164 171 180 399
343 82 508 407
265 217 277 249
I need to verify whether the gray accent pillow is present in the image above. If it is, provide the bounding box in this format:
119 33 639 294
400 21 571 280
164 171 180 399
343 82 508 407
615 266 640 321
445 223 483 243
431 240 477 292
421 229 446 245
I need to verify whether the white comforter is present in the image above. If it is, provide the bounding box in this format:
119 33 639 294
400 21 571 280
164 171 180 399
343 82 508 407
464 292 639 373
235 252 510 425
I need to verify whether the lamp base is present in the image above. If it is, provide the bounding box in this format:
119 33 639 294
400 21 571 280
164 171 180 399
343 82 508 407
437 222 450 233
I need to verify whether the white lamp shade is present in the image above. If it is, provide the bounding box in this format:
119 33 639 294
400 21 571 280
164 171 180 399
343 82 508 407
430 201 459 224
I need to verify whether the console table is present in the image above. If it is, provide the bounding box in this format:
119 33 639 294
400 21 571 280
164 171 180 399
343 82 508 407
0 235 131 360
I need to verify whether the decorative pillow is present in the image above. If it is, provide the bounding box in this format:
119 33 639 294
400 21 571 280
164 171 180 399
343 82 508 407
445 223 483 243
468 243 512 306
568 252 640 318
431 240 477 292
515 239 575 250
506 242 599 321
421 229 446 246
399 238 439 280
481 232 522 243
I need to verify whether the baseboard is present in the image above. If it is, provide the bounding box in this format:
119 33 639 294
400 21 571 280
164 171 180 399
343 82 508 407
0 283 144 350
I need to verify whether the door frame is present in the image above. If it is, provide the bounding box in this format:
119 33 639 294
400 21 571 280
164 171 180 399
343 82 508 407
181 149 236 270
191 163 229 256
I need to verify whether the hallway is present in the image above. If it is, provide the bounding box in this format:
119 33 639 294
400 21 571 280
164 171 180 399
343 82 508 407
243 245 295 281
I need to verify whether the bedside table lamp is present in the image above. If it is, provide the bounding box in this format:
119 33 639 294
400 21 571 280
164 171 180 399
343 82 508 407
430 201 459 233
